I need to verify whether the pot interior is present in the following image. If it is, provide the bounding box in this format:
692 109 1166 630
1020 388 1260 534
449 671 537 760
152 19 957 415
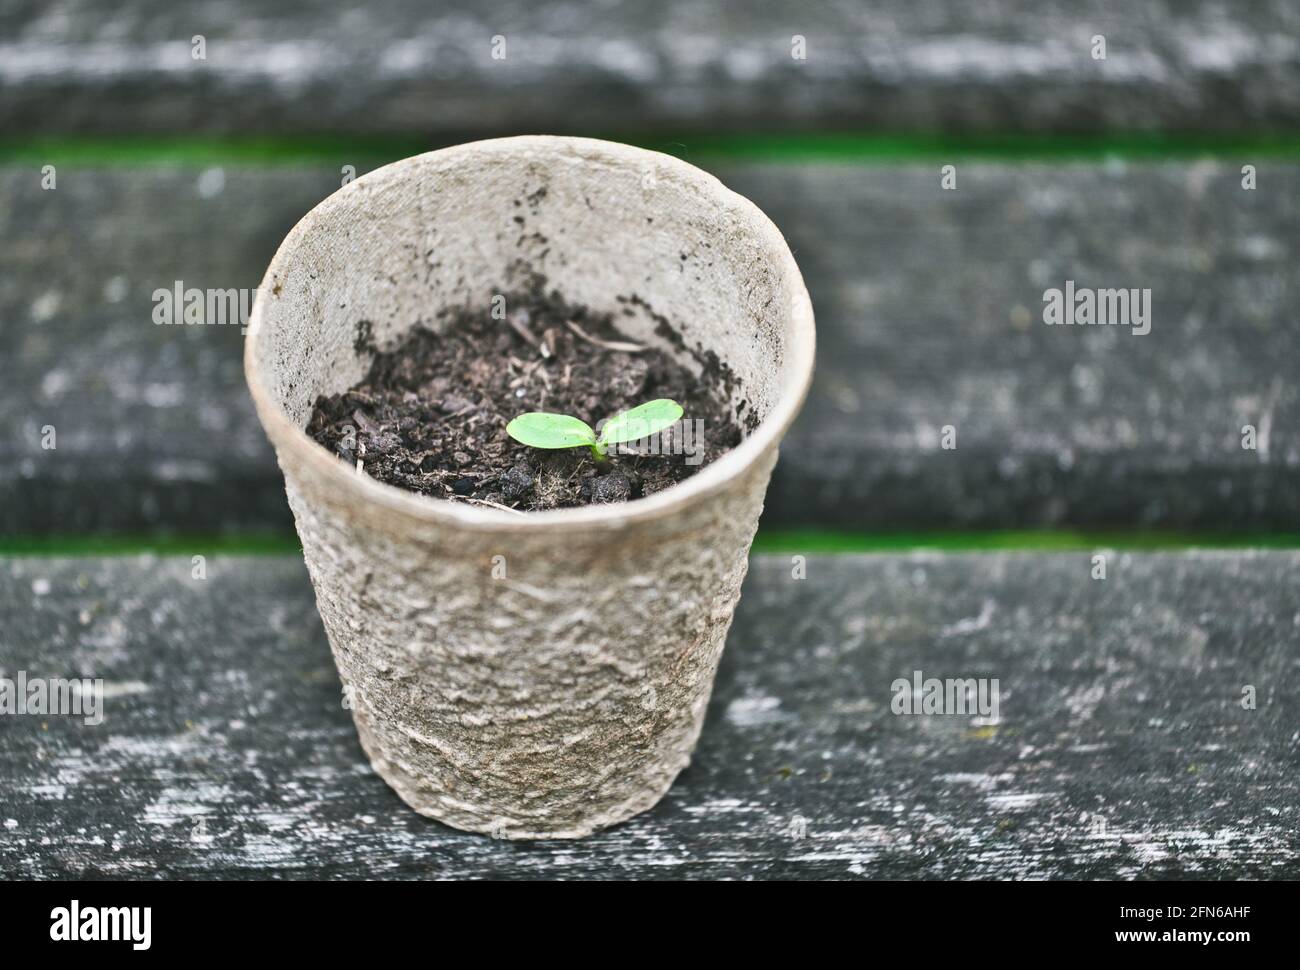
249 137 808 450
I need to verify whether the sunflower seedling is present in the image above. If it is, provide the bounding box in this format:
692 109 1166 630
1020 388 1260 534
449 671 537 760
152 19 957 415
506 399 683 462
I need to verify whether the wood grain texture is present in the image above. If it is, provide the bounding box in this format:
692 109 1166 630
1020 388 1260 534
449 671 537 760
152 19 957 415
4 162 1297 533
2 0 1299 135
1 552 1296 879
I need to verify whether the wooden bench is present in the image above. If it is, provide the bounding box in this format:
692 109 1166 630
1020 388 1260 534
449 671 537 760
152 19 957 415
1 0 1298 879
4 553 1296 878
3 163 1297 534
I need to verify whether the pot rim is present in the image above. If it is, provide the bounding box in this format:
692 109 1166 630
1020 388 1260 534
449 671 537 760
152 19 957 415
244 135 816 534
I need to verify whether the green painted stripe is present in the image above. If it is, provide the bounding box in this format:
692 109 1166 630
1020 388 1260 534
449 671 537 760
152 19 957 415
0 534 302 557
1 530 1296 558
649 131 1300 164
2 131 1299 168
750 529 1300 554
0 135 429 167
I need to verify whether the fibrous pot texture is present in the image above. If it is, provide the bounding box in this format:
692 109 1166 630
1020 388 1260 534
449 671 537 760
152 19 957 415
245 136 815 838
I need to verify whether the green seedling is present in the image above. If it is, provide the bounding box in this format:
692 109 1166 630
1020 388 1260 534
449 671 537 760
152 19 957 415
506 399 683 462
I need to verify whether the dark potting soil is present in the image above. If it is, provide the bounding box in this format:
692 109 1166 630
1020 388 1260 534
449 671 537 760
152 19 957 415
306 284 746 511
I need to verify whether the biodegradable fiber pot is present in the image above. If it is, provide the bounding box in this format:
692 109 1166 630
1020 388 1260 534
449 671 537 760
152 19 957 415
245 136 815 839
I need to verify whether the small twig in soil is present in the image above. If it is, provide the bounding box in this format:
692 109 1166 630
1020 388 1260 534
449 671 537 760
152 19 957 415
352 409 379 434
507 309 544 355
445 404 477 420
454 496 527 516
565 319 647 354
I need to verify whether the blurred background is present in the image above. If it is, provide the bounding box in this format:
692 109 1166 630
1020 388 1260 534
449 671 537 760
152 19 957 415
3 0 1299 548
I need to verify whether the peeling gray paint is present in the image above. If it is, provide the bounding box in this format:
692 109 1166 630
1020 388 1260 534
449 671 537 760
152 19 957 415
1 552 1297 877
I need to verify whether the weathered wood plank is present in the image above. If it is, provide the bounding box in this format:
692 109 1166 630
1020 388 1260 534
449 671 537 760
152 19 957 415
757 162 1300 529
3 161 1297 533
3 1 1299 135
1 552 1296 879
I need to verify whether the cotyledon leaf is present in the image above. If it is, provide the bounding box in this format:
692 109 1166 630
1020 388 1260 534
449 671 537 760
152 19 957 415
598 399 684 445
506 412 598 449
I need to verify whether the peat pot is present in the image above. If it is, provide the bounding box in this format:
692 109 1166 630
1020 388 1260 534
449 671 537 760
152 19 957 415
245 136 815 838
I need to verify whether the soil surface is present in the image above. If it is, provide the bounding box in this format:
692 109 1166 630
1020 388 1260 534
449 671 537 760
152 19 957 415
306 284 744 511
